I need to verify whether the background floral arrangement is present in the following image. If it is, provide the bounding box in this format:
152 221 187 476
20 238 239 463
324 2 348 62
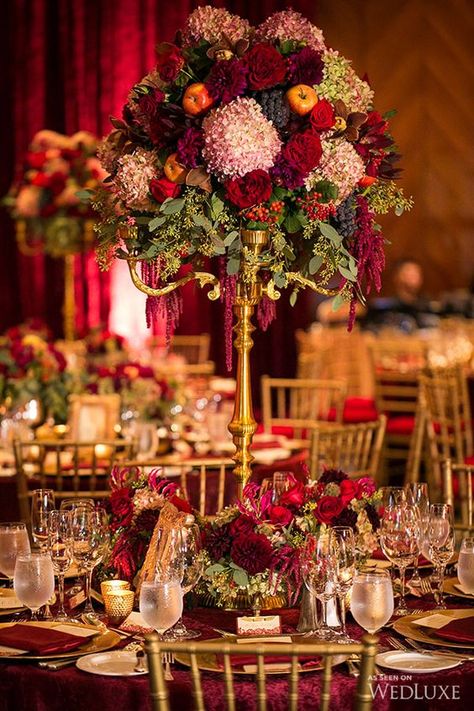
104 465 192 583
199 469 381 607
0 331 71 423
83 326 127 357
92 6 412 334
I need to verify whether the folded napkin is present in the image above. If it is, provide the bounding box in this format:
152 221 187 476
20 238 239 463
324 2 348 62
0 625 87 655
251 440 283 451
434 617 474 644
218 653 321 670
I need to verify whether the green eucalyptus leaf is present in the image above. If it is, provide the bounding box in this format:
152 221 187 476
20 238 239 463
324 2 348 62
289 290 298 307
319 222 343 244
273 272 287 288
339 266 357 282
331 294 346 311
232 568 249 587
284 214 301 234
205 563 225 576
224 230 239 247
148 216 167 231
160 198 185 215
227 256 241 275
309 255 323 275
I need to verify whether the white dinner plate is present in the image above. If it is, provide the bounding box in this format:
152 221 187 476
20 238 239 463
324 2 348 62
76 650 148 676
375 650 461 673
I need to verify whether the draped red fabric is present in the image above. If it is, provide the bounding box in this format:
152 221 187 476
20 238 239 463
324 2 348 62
1 0 318 377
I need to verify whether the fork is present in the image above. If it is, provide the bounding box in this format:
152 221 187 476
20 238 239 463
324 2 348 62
387 635 470 661
419 577 432 596
162 652 174 681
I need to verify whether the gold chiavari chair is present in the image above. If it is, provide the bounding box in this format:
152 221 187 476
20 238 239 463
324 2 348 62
418 364 474 498
308 416 387 481
119 458 234 518
149 334 211 364
261 376 347 438
14 438 136 522
145 634 378 711
441 459 473 532
153 361 216 378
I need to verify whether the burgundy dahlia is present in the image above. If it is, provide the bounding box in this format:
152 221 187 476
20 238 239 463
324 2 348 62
231 533 274 575
318 469 348 485
287 47 324 86
206 525 233 560
332 508 358 530
205 58 248 104
176 127 204 168
365 503 380 531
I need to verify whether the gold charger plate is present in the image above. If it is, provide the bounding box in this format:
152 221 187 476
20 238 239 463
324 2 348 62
0 621 121 661
174 637 347 675
0 589 25 617
443 578 474 601
392 609 474 650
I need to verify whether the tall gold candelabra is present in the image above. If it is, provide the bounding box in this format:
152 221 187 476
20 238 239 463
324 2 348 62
127 228 339 495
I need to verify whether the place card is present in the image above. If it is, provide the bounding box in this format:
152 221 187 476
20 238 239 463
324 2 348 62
413 614 452 629
0 645 28 656
236 614 281 637
68 589 86 609
54 624 97 638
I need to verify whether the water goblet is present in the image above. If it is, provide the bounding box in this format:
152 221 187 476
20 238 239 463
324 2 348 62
139 579 183 640
31 489 56 550
404 482 429 587
427 503 455 609
14 552 55 620
457 536 474 594
166 524 203 640
351 569 394 635
71 507 103 617
380 504 419 615
302 532 338 640
332 526 356 642
48 510 73 621
0 522 31 586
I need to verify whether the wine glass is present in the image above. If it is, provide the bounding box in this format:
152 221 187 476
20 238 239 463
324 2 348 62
48 510 73 621
302 532 338 640
0 522 31 585
378 486 407 516
332 526 356 643
167 524 203 640
14 552 55 620
404 483 429 587
71 507 103 617
351 569 394 634
458 537 474 594
59 498 95 513
139 579 183 639
380 504 419 615
427 503 455 609
31 489 56 550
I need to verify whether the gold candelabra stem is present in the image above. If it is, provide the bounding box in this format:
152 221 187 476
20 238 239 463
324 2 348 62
127 259 220 300
63 254 75 341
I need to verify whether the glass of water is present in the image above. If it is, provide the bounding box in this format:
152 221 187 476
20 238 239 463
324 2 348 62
14 552 55 620
351 569 394 635
0 522 31 585
457 536 474 594
139 580 183 639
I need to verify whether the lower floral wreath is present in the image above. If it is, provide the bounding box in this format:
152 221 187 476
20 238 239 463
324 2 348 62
195 590 288 611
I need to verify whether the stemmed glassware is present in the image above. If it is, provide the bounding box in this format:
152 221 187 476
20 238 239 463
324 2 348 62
457 536 474 594
302 532 338 640
427 503 455 609
351 569 394 635
166 524 203 640
13 552 55 621
139 579 183 640
0 522 31 586
332 526 356 643
71 507 104 617
380 504 420 615
48 510 73 621
404 482 429 587
31 489 56 550
378 486 407 516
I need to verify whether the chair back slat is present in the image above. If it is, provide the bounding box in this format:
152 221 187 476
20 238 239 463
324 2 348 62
442 459 474 530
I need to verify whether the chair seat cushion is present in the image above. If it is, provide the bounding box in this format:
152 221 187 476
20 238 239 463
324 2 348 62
386 415 415 435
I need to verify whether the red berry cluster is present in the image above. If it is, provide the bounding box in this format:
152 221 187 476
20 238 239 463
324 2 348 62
297 193 336 221
244 200 284 224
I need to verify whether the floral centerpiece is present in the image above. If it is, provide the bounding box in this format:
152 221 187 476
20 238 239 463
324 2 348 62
83 327 127 357
92 6 411 334
198 470 380 608
4 129 105 256
104 465 193 583
0 332 71 423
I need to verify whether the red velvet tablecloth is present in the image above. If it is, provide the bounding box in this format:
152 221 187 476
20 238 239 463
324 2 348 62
0 597 473 711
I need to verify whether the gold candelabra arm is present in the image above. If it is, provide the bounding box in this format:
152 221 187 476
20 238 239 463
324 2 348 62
127 259 221 300
266 273 341 299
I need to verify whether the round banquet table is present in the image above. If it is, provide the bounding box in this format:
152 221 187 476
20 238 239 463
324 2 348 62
0 599 473 711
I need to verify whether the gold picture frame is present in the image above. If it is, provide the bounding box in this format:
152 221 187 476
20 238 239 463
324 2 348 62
68 394 120 441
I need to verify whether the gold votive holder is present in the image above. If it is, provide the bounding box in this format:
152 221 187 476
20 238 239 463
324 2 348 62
100 580 131 597
103 589 135 625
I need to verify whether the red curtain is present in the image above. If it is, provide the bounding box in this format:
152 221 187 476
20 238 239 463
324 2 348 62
1 0 318 376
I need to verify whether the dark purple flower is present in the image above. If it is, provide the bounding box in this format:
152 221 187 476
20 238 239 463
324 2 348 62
134 508 159 532
176 127 205 168
205 525 233 560
365 503 380 531
287 47 324 86
318 469 348 485
270 155 305 190
332 508 358 529
231 533 274 575
205 58 248 104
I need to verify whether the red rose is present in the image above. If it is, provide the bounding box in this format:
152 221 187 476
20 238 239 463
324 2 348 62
282 130 322 175
310 99 335 131
169 494 193 514
339 479 358 506
229 514 255 537
150 177 181 203
231 533 274 575
109 488 134 531
26 151 47 169
278 480 305 509
244 43 287 91
137 89 165 117
314 496 344 525
268 505 294 526
224 169 272 209
155 42 184 83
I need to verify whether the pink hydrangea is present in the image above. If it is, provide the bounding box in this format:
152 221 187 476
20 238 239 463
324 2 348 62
305 137 365 204
114 148 159 209
202 97 282 179
254 10 325 52
181 6 250 48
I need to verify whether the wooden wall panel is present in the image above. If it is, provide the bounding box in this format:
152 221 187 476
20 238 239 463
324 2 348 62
315 0 474 295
